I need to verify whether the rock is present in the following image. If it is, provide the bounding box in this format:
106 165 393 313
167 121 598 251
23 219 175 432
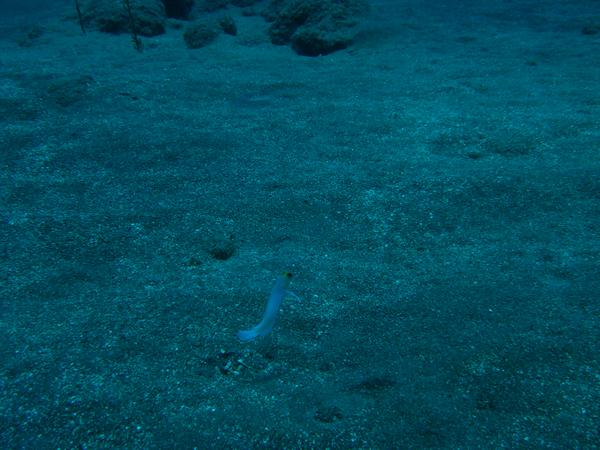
195 0 230 12
264 0 369 56
81 0 166 36
184 21 219 48
219 15 237 35
162 0 194 19
231 0 259 6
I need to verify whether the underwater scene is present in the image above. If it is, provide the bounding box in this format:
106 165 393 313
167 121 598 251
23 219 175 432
1 0 599 448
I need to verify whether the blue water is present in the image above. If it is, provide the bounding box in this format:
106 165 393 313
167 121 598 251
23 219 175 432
1 0 598 447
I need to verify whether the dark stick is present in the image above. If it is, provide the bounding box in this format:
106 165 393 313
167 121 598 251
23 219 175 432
74 0 86 34
123 0 143 52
